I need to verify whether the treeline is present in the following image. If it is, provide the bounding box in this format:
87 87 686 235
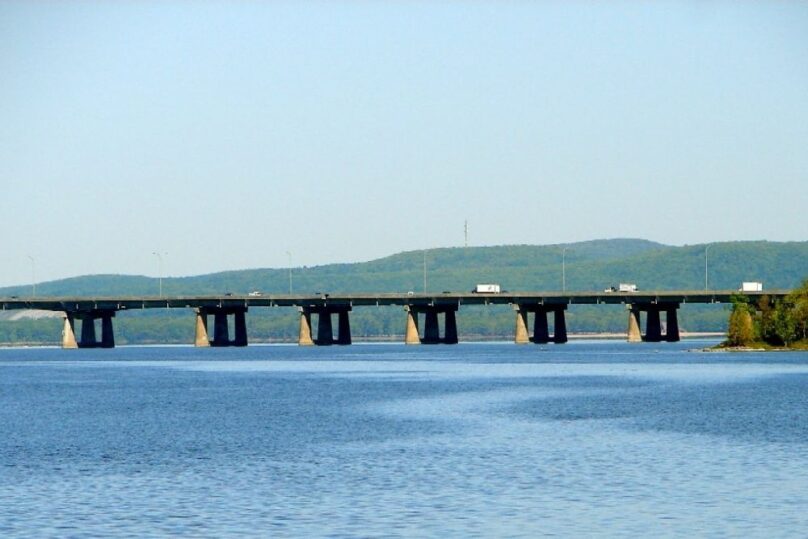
725 281 808 348
4 239 808 299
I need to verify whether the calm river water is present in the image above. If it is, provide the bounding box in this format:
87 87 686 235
1 341 807 537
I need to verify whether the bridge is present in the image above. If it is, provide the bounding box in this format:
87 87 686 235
0 290 789 349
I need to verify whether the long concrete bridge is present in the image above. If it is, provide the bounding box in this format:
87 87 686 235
0 290 789 349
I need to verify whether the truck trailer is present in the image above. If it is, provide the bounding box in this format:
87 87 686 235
473 284 501 294
604 283 638 293
740 282 763 292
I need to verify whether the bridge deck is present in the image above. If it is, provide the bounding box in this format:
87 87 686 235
0 290 789 312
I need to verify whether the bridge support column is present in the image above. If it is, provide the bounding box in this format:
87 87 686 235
316 310 334 346
100 312 115 348
533 309 550 344
212 312 230 347
195 307 249 347
61 309 117 349
645 309 662 342
553 307 568 344
301 305 352 346
234 309 248 347
666 307 680 342
404 305 459 344
513 306 529 344
337 311 352 345
444 310 458 345
195 309 210 347
423 310 440 344
627 303 680 343
62 314 78 349
627 307 642 343
298 309 314 346
514 304 567 345
405 307 420 345
80 315 97 348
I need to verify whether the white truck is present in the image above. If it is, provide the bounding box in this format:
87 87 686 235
473 284 501 294
605 283 638 293
740 282 763 292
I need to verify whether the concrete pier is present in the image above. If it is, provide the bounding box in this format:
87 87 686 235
513 304 567 344
514 307 530 344
627 308 642 343
195 307 248 347
317 310 334 345
405 307 420 345
665 307 680 342
62 314 78 349
233 309 248 347
194 309 210 347
645 309 662 342
80 314 97 347
298 309 314 346
404 305 459 344
61 310 116 348
101 313 115 348
212 312 230 346
626 303 680 343
553 308 568 344
337 311 352 345
299 305 352 346
423 310 440 344
444 310 458 345
533 308 551 344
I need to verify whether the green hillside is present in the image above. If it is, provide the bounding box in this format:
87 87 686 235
2 238 806 345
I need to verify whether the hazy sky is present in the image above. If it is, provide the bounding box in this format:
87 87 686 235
1 1 807 287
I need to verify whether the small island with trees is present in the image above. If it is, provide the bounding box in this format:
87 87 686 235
720 279 808 350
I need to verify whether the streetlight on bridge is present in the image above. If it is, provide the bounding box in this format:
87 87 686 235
286 251 293 294
423 249 429 293
152 252 166 298
562 247 572 292
27 255 36 297
704 244 711 291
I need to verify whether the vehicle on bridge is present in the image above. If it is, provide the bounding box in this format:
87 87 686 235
740 282 763 292
605 283 638 293
473 284 501 294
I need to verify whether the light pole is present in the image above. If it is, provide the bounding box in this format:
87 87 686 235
286 251 293 294
704 244 710 291
152 252 165 298
27 255 36 297
423 250 427 293
562 247 570 292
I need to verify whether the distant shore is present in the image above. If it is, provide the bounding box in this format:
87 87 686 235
708 341 808 352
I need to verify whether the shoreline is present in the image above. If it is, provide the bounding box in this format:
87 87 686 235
707 344 808 352
0 332 727 348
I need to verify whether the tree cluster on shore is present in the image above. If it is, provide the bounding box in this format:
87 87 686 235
725 280 808 349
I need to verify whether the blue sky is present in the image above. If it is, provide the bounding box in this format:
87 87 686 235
1 1 806 286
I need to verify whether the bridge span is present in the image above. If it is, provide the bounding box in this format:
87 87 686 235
0 290 788 349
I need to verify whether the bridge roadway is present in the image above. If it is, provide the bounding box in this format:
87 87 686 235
0 290 788 349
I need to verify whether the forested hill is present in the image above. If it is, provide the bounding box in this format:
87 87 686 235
2 238 807 297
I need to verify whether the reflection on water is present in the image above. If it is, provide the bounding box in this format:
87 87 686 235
1 341 807 537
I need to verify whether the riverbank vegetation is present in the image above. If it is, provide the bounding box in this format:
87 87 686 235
721 280 808 350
